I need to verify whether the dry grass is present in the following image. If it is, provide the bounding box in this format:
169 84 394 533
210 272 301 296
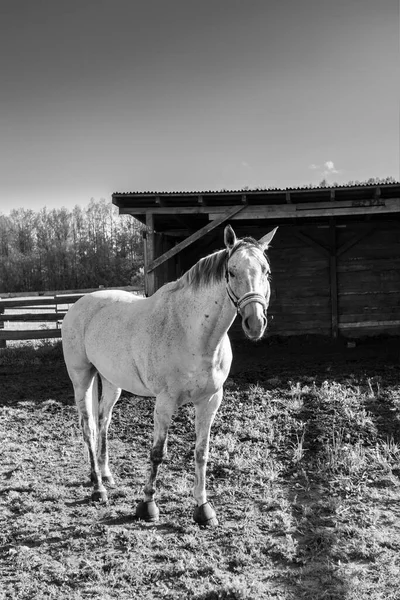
1 338 400 599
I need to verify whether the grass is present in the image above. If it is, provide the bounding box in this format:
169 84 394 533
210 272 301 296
1 338 400 599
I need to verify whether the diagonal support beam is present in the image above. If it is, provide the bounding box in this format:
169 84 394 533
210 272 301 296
292 230 331 258
147 205 246 273
336 225 376 256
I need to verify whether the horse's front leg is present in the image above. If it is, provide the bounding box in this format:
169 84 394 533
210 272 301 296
193 388 223 527
135 393 175 522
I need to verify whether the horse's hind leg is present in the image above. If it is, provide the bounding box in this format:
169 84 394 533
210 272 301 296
98 375 121 487
70 367 108 502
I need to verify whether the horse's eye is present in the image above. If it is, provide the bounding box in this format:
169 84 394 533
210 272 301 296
228 270 235 278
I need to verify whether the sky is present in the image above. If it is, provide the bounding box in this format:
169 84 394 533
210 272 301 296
0 0 399 214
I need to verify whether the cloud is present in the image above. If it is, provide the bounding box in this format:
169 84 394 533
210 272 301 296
324 161 339 174
309 160 341 178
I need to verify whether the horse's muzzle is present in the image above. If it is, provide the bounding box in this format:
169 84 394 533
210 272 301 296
241 306 268 340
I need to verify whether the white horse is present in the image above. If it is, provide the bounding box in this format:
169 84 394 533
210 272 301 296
62 225 277 526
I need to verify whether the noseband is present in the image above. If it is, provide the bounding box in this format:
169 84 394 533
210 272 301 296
225 250 269 317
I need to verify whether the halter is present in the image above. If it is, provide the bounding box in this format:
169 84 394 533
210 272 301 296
225 250 269 317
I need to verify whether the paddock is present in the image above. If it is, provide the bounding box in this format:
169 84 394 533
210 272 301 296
1 336 400 598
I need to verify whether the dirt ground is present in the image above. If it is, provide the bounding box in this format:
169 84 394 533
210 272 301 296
1 335 400 600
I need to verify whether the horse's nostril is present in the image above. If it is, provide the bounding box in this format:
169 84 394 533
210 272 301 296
243 316 251 330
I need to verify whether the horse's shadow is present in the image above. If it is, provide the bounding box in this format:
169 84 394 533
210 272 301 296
285 478 349 599
97 513 185 533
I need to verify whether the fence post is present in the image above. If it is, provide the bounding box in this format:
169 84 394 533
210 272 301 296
0 306 6 349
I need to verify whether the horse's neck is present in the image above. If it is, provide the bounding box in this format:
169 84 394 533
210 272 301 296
178 279 236 349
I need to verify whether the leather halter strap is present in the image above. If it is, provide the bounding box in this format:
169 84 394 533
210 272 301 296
225 249 268 316
226 282 268 316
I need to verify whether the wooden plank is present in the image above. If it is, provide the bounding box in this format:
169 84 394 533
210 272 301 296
342 246 400 261
208 198 400 220
339 269 400 288
337 258 400 272
269 321 331 332
0 297 58 309
0 297 81 309
0 329 62 340
0 313 67 323
273 244 330 260
147 205 246 273
54 294 86 304
296 198 386 211
0 289 144 309
0 285 142 299
340 290 400 297
339 310 400 323
339 293 400 309
270 314 331 325
119 206 208 215
272 298 330 309
269 328 331 336
338 278 400 297
339 320 400 330
274 288 331 299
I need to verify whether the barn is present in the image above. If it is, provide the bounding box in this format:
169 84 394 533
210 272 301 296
112 183 400 339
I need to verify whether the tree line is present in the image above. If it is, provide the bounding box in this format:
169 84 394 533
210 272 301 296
1 176 396 294
0 199 144 293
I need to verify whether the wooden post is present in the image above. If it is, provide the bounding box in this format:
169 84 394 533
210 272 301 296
0 306 6 348
142 231 148 297
329 219 339 338
145 213 156 296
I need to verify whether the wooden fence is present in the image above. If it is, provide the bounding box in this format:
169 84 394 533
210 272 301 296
0 286 143 346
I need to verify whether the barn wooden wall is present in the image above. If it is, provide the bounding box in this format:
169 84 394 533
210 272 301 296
268 226 331 336
158 220 400 339
336 222 400 337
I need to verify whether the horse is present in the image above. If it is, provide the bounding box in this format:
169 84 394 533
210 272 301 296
61 224 277 527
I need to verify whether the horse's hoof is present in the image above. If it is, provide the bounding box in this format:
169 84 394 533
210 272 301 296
193 502 218 527
102 475 116 488
135 500 160 522
91 489 108 503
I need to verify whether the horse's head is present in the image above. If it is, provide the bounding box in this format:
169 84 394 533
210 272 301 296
224 225 277 341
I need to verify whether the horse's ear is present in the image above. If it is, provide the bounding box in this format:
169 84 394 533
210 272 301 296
259 227 278 250
224 225 237 250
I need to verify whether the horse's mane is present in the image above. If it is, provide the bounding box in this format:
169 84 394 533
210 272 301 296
169 237 268 292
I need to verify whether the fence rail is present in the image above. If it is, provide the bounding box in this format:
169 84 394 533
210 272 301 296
0 286 143 345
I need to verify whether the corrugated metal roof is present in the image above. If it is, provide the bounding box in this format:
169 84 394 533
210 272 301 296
113 182 400 196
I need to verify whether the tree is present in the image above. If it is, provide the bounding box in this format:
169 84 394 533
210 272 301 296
0 199 144 293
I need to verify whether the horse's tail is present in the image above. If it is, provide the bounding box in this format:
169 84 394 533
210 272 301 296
92 372 100 432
